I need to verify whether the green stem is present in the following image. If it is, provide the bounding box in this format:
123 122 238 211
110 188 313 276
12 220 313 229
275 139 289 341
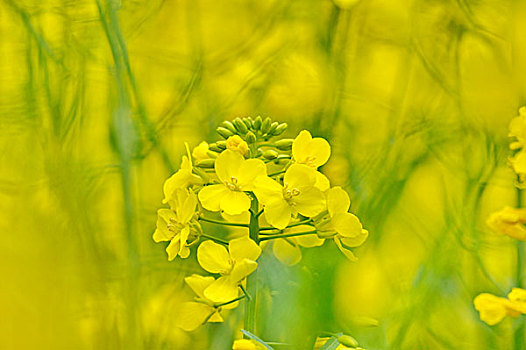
245 197 259 337
198 216 249 228
216 295 246 307
516 183 524 350
259 230 318 242
259 219 313 231
201 233 229 245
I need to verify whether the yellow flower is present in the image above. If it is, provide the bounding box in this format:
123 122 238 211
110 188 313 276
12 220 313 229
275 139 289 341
163 143 203 203
271 225 324 266
226 135 249 156
508 288 526 313
315 187 368 261
153 188 199 260
314 337 356 350
254 164 326 229
473 293 521 326
292 130 331 168
486 206 526 241
232 339 260 350
192 141 210 162
197 236 261 303
176 274 238 331
198 150 266 215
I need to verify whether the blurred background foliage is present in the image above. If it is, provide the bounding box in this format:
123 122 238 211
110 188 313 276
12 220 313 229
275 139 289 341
1 0 526 348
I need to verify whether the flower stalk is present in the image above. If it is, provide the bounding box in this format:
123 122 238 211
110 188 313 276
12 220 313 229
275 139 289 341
516 182 524 350
245 196 260 336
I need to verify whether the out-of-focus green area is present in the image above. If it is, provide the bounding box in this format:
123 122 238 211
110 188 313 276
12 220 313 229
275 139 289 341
2 0 526 349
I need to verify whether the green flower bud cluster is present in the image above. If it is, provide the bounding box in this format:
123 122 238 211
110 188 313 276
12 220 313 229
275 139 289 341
216 116 287 142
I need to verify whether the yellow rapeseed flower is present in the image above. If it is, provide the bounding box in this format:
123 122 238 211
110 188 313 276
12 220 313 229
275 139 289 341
254 164 326 229
226 135 249 156
508 287 526 313
192 141 210 162
232 339 263 350
473 293 521 326
197 236 261 303
292 130 331 168
486 206 526 241
315 187 368 261
153 188 199 260
176 274 238 331
198 150 266 215
163 143 203 203
271 225 324 266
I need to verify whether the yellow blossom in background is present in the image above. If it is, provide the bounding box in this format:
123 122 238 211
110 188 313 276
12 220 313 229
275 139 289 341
198 150 266 215
163 143 203 203
271 225 324 266
197 236 261 302
226 135 249 156
153 188 199 260
176 274 239 332
509 107 526 151
315 187 368 261
292 130 331 168
473 293 521 326
486 206 526 241
232 339 262 350
192 141 210 162
254 164 326 229
507 288 526 313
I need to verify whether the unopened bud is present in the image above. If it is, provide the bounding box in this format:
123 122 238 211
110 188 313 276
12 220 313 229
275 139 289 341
262 149 279 160
233 117 248 134
216 140 227 149
242 117 253 129
196 159 215 168
254 116 262 130
260 117 272 134
274 139 294 150
217 127 234 139
220 121 237 133
273 123 287 136
337 335 358 348
268 121 279 135
206 150 218 158
208 143 223 152
246 131 257 144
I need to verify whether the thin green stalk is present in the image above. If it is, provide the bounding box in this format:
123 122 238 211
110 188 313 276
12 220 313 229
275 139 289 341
201 233 229 245
515 183 524 350
198 216 249 228
245 197 259 337
259 219 313 231
259 230 318 242
216 295 246 307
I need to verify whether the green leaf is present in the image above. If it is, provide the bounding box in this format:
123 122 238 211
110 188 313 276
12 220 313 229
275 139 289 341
240 330 275 350
320 336 340 350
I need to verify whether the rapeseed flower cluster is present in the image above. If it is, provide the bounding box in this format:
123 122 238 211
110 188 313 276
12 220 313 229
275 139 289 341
151 116 368 345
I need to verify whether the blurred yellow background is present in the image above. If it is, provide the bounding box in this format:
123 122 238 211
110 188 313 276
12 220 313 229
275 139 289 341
1 0 526 348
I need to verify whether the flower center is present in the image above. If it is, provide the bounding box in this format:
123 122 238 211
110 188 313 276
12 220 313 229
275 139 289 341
225 176 241 191
283 183 301 201
304 156 317 167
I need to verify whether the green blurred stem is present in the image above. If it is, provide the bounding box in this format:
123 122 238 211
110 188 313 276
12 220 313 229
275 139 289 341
245 197 259 337
516 184 524 350
259 230 318 242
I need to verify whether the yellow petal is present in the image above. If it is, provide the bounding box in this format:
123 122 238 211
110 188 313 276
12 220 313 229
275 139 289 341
292 130 312 163
237 159 267 190
340 229 368 248
264 198 292 230
166 236 181 261
473 293 509 326
192 141 209 162
208 310 224 323
215 150 244 184
508 288 526 313
253 176 283 204
176 302 215 331
294 228 325 248
327 186 350 216
315 171 330 191
332 212 363 238
179 190 197 223
220 190 251 215
294 187 326 217
198 184 230 212
273 239 302 266
232 339 257 350
178 226 191 256
334 237 358 262
197 240 231 274
230 259 258 283
152 209 176 242
229 236 261 262
284 163 316 189
292 130 331 168
184 274 215 299
204 276 239 303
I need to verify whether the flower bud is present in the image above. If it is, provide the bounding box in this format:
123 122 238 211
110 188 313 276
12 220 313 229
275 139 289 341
262 149 279 160
246 131 257 144
273 123 287 136
233 117 248 134
274 138 294 150
208 143 223 152
216 140 227 149
206 150 218 158
337 335 358 348
254 116 262 130
268 121 279 135
242 117 253 129
196 159 215 168
221 121 237 134
226 135 249 156
217 126 234 139
261 117 272 134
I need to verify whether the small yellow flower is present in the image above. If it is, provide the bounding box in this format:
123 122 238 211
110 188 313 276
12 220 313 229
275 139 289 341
197 236 261 303
226 135 249 156
163 143 203 203
232 339 261 350
314 337 357 350
192 141 210 162
508 287 526 313
486 206 526 241
292 130 331 168
473 293 521 326
315 187 368 261
254 164 326 230
176 274 238 331
198 150 266 215
153 188 199 260
271 225 324 266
